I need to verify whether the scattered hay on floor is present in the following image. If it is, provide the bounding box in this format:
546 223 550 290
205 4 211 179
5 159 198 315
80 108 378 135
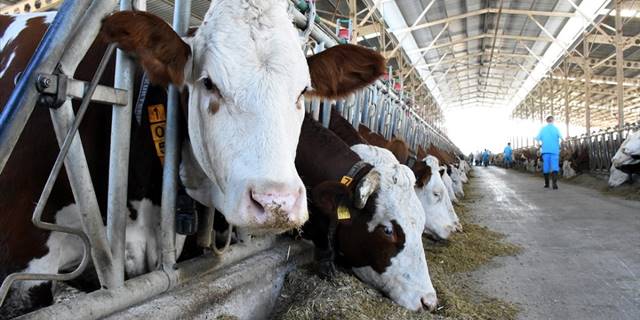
271 181 521 320
271 265 443 320
563 173 640 201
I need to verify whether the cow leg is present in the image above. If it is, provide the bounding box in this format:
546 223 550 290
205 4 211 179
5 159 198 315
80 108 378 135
315 221 338 279
1 204 84 319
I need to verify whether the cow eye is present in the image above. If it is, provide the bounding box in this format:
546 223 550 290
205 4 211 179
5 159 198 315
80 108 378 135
203 77 214 90
383 226 393 236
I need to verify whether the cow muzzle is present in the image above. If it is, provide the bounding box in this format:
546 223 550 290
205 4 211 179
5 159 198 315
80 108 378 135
239 181 308 232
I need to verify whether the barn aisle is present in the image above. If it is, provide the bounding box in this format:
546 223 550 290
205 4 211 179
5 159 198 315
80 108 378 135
468 167 640 320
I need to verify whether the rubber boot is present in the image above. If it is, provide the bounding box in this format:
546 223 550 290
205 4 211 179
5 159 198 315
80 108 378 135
552 171 558 190
544 174 550 188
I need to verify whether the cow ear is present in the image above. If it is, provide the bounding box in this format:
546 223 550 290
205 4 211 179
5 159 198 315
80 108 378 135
100 11 191 87
307 44 385 99
311 181 352 219
414 162 432 188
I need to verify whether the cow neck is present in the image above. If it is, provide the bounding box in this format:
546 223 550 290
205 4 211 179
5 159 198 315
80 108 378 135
297 113 371 189
327 107 368 147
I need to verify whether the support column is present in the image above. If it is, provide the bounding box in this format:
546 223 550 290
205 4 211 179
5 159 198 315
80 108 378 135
564 63 570 138
615 0 625 128
583 34 591 136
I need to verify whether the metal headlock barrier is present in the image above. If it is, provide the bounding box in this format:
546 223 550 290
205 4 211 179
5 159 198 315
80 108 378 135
512 122 640 174
290 6 461 157
0 0 460 318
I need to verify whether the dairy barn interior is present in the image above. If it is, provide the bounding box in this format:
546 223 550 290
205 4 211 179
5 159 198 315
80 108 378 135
0 0 638 319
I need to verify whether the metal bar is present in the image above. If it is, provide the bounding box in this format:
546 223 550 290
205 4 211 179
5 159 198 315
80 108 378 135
584 36 591 136
0 0 90 176
615 0 625 128
161 0 191 272
106 0 140 289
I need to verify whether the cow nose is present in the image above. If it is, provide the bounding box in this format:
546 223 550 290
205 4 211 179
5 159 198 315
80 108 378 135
249 185 307 227
421 293 438 312
454 221 463 232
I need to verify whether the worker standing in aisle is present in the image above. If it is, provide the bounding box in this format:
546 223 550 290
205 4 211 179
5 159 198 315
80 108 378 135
536 116 562 189
503 143 513 169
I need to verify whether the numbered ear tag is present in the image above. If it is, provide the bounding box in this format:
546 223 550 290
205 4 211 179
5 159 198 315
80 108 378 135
337 205 351 220
340 176 353 186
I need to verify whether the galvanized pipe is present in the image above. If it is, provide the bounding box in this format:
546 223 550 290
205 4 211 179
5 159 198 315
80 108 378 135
0 0 90 175
106 0 141 288
17 239 290 320
161 0 192 271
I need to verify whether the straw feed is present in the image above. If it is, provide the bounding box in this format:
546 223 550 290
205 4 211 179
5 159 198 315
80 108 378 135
271 180 521 320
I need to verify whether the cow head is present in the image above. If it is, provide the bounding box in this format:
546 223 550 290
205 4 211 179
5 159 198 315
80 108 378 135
414 155 461 239
612 131 640 170
311 178 437 311
345 145 437 311
100 1 385 232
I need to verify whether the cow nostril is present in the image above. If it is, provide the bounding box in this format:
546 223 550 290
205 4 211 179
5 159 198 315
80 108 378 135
421 296 437 312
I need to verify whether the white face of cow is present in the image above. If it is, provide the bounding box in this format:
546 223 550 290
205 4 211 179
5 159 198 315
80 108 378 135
101 1 385 232
184 0 308 231
419 156 460 239
349 145 437 311
562 160 577 179
612 131 640 169
608 164 630 187
448 166 465 198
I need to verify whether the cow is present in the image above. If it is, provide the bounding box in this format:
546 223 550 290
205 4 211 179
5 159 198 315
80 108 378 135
328 109 459 239
609 130 640 187
296 114 438 311
0 2 385 316
560 144 590 179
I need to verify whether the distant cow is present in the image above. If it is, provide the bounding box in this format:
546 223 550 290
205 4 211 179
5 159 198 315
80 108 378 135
329 110 460 240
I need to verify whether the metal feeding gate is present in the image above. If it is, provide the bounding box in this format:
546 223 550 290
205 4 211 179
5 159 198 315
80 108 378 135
0 0 460 318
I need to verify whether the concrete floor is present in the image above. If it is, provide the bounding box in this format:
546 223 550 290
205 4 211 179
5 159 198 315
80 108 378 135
469 167 640 320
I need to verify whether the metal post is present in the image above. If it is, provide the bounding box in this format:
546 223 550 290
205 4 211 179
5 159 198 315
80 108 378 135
106 0 143 288
564 64 570 138
615 0 625 128
0 0 91 174
161 0 191 272
49 0 120 289
583 35 591 136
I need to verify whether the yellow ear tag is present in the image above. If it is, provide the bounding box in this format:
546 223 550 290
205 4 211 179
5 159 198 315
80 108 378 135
337 205 351 220
340 176 353 186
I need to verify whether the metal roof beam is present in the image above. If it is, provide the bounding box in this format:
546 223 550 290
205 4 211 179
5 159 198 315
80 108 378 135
391 8 575 34
410 33 553 54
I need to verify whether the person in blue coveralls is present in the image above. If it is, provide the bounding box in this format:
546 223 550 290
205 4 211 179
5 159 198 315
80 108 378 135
482 149 490 167
503 142 513 169
536 116 562 189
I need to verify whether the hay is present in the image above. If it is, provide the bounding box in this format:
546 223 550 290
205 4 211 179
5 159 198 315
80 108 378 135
562 173 640 201
271 182 521 320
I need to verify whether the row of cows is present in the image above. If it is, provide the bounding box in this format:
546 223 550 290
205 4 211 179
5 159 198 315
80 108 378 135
0 2 471 318
493 132 640 187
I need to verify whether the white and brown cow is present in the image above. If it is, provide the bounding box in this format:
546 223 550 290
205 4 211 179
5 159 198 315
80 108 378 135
609 130 640 187
0 1 385 317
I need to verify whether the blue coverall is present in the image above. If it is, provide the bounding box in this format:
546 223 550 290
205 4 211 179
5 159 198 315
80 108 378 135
536 124 562 173
503 145 513 167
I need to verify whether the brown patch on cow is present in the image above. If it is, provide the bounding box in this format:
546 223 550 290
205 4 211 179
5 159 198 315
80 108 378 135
307 44 385 99
328 107 368 146
310 182 405 274
427 144 455 165
209 100 220 115
417 145 427 160
362 131 388 148
358 124 372 136
385 138 409 164
100 11 191 87
413 161 432 188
